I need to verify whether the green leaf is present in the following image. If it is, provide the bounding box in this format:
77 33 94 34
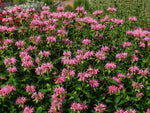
109 79 119 86
36 107 43 113
115 96 121 104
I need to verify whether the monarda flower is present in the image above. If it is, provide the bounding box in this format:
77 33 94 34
57 6 65 12
23 106 34 113
105 62 116 70
89 79 99 88
94 103 107 113
77 72 90 81
16 97 26 107
107 7 117 12
93 10 103 16
46 36 56 44
95 51 106 60
116 52 127 61
7 67 17 73
39 51 51 58
4 57 16 66
129 16 137 22
82 39 91 45
132 82 144 89
31 92 44 103
26 85 36 94
123 42 132 48
71 102 87 112
0 84 16 97
128 66 139 73
3 39 13 45
15 41 25 48
138 69 149 77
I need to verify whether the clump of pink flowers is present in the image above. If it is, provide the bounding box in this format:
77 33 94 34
31 92 44 103
16 96 26 107
23 106 34 113
48 87 66 113
82 39 91 45
94 103 107 113
0 84 16 97
105 62 116 70
71 102 87 112
26 85 36 94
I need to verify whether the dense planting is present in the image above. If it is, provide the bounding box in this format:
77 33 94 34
0 6 150 113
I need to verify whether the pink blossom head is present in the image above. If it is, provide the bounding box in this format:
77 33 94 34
89 79 99 88
105 62 116 70
23 106 34 113
42 6 50 11
57 6 65 12
16 97 26 105
94 103 107 113
82 39 91 45
129 16 137 22
3 39 13 45
26 85 35 93
107 7 117 12
7 67 17 73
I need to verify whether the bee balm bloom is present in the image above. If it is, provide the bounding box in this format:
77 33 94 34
94 103 107 113
105 62 116 69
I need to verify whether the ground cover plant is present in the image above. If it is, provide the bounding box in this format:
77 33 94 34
0 5 150 113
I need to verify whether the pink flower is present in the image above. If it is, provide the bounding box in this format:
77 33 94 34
0 84 16 97
93 10 103 16
77 72 90 81
115 109 124 113
128 66 139 73
39 51 51 57
86 66 99 75
16 97 26 105
123 42 132 48
138 69 149 77
4 57 16 66
132 82 144 89
108 85 119 94
35 57 40 64
76 7 85 12
89 79 99 88
136 92 144 98
95 51 106 60
129 17 137 22
71 102 87 111
94 103 107 113
107 7 117 12
15 41 25 48
82 39 91 45
114 19 124 25
116 52 127 60
105 62 116 70
7 67 17 73
26 85 35 93
3 39 13 45
117 73 125 79
131 54 138 62
42 6 50 11
57 6 65 11
47 36 56 43
55 75 65 84
101 46 110 52
22 61 33 69
23 106 34 113
31 92 44 101
147 108 150 113
29 36 41 44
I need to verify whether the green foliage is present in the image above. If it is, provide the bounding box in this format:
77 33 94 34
73 0 90 10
